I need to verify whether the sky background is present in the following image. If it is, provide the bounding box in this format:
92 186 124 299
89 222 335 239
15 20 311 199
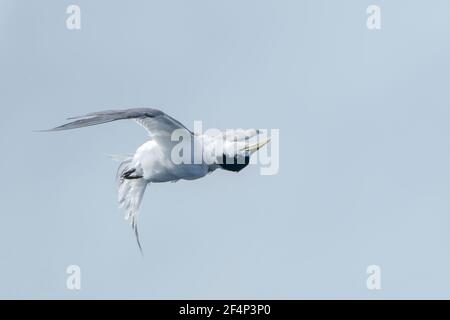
1 0 450 299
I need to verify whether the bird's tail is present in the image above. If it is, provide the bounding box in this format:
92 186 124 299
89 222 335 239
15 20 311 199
117 158 147 255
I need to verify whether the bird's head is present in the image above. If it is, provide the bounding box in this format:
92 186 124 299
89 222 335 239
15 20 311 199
218 132 271 172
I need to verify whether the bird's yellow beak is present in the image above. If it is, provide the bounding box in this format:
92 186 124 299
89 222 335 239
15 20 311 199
241 137 271 153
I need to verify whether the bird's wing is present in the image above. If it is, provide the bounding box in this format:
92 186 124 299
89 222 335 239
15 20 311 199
44 108 192 143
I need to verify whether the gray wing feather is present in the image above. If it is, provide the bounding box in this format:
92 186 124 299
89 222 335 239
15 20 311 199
43 108 192 137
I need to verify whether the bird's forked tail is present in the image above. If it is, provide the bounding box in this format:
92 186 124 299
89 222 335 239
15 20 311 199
116 158 147 255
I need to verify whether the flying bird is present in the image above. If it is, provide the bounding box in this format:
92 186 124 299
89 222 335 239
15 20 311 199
43 108 270 253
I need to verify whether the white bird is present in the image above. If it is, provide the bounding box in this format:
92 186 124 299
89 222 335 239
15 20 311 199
44 108 270 253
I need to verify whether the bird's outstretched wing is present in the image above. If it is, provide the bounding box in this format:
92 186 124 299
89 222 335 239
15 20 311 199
43 108 192 254
44 108 192 142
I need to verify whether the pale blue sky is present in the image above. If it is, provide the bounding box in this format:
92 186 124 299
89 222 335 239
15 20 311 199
1 0 450 299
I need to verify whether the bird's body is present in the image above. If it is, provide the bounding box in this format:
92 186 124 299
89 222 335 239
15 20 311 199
133 139 202 182
44 108 270 252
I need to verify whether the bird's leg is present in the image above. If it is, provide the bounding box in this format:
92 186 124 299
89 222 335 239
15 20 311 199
121 168 143 180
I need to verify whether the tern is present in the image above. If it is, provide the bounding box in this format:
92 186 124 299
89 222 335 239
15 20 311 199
43 108 270 253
